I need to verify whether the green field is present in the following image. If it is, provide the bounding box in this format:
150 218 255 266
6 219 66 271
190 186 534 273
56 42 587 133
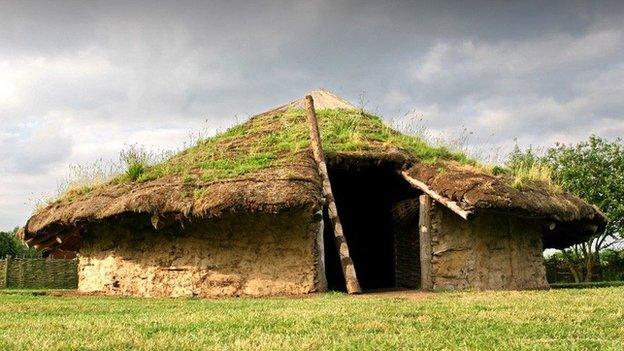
0 288 623 350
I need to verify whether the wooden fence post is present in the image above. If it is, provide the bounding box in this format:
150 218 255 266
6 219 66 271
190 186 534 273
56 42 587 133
2 256 10 289
305 95 362 294
419 195 433 291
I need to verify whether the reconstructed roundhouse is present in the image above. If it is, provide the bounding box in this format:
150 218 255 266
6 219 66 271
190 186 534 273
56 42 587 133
21 90 606 297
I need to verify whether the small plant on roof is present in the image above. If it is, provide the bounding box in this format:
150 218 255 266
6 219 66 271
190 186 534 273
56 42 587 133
116 144 169 182
506 144 560 192
511 163 558 190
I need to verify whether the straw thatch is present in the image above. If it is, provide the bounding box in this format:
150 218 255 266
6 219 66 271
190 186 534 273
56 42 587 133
22 90 606 251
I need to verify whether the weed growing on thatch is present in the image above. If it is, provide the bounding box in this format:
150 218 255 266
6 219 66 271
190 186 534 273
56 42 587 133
124 160 146 181
49 145 171 205
125 108 472 186
50 108 474 205
504 144 561 192
389 112 501 164
511 163 560 192
47 159 119 205
111 144 172 183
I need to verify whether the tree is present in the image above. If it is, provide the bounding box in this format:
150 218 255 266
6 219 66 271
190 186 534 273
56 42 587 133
0 228 21 258
507 136 624 282
544 136 624 282
0 228 40 258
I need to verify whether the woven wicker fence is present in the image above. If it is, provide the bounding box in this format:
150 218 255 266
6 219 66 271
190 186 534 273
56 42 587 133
0 257 78 289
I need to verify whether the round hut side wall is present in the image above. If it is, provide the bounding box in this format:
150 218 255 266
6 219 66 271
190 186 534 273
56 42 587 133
77 210 326 297
430 204 549 290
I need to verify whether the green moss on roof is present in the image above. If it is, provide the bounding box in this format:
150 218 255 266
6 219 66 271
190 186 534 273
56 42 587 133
113 108 470 185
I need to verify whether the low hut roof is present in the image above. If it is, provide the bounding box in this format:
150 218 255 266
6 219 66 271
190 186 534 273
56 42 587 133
404 162 606 248
22 90 606 250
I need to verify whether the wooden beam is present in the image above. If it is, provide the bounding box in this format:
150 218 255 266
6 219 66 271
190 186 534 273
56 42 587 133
31 227 80 251
24 227 63 247
36 235 63 249
419 195 433 291
38 230 80 252
305 95 362 295
400 171 473 221
33 235 65 251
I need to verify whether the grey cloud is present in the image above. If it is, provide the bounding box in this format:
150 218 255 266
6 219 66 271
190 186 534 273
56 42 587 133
388 22 624 152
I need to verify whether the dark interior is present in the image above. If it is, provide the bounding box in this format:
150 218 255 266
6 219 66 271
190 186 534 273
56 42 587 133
322 156 421 292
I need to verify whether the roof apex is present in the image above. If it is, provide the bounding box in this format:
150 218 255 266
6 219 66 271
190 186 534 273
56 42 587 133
288 89 358 110
255 89 358 118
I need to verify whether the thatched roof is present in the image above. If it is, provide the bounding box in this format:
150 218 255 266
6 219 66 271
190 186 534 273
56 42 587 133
21 90 606 250
404 162 606 248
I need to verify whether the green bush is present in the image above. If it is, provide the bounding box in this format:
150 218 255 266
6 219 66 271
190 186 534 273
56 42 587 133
0 229 40 258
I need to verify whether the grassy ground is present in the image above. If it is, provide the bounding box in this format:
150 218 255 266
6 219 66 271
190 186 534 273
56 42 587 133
0 288 623 350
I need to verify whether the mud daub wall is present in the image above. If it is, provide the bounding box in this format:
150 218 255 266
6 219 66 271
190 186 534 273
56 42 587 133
430 205 548 290
78 210 325 298
0 258 78 289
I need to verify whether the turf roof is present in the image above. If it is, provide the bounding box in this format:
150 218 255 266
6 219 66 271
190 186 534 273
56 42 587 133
114 107 471 185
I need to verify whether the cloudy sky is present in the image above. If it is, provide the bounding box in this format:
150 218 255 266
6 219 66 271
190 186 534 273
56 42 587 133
2 0 624 230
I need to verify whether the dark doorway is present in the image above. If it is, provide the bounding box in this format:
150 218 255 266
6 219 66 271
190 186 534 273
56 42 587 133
322 156 420 292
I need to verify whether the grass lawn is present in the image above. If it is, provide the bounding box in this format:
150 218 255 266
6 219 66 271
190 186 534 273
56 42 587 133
0 288 623 350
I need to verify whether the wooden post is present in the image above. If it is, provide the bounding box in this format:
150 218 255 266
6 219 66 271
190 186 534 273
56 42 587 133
2 256 10 289
305 95 362 294
419 195 433 291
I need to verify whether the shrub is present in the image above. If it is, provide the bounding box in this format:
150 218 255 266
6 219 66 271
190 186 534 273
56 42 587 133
0 228 40 258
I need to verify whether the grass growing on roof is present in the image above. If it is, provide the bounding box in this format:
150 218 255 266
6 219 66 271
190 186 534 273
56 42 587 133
51 108 472 204
511 163 560 192
127 108 471 184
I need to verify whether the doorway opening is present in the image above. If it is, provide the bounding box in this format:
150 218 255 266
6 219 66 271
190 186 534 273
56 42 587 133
322 155 421 292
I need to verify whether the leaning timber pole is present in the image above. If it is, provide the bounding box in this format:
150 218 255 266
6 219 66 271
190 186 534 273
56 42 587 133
419 194 433 291
305 95 362 294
